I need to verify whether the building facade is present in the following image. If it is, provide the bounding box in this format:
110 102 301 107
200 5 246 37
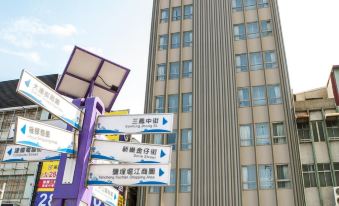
0 74 58 206
138 0 305 206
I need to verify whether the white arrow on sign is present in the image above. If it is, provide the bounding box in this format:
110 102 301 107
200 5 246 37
1 144 61 162
91 140 172 164
95 113 174 135
14 116 76 154
17 70 82 129
87 164 171 186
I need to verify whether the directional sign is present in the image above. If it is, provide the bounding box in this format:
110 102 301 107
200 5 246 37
17 70 82 129
15 116 76 154
95 113 174 135
1 144 61 162
91 140 171 164
87 164 171 186
92 186 119 206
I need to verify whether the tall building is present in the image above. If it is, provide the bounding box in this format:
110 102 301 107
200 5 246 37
138 0 305 206
295 65 339 206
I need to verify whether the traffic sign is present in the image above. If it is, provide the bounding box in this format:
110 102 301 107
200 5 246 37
92 186 119 206
14 116 76 154
17 70 82 129
95 113 174 135
1 144 61 162
91 140 171 164
87 164 171 186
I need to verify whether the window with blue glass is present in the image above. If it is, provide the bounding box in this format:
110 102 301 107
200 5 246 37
249 52 263 70
261 20 272 37
268 85 282 104
156 63 166 80
169 62 180 79
258 0 269 8
182 60 192 78
252 86 266 106
247 22 259 39
232 0 243 11
255 122 270 145
155 96 164 113
172 7 181 21
234 24 246 40
235 53 248 72
238 87 250 107
159 34 168 50
171 32 181 49
182 93 192 112
165 169 176 192
183 31 192 47
180 169 191 192
168 94 178 113
244 0 256 10
167 130 177 150
181 129 192 150
184 5 193 19
160 8 169 23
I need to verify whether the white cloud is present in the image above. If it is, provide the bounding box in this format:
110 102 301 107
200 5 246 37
63 45 74 53
0 17 77 49
0 48 41 63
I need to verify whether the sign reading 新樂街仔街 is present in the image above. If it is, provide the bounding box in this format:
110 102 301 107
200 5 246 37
91 140 171 164
17 70 82 129
1 144 61 162
95 113 174 135
14 116 76 154
87 164 171 186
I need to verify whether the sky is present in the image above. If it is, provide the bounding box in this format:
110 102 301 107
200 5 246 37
0 0 338 114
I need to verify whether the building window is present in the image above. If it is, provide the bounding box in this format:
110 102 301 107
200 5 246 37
159 34 168 50
255 122 270 145
182 93 192 112
268 85 282 104
252 86 266 106
302 164 317 188
259 165 274 189
258 0 269 8
160 8 169 23
244 0 256 10
264 51 277 69
235 53 248 72
183 31 192 47
182 60 192 78
168 130 177 150
240 124 253 146
333 162 339 186
156 64 166 80
247 22 259 39
169 62 180 79
232 0 243 11
297 122 310 142
234 24 246 41
168 94 178 113
238 87 250 107
172 7 181 21
180 169 191 192
276 165 291 188
165 169 176 192
272 122 286 144
155 96 164 113
261 20 273 37
171 32 181 49
184 5 193 19
326 119 339 139
318 163 333 187
249 52 263 70
0 175 27 199
242 165 257 190
154 134 163 144
181 129 192 150
149 186 160 193
312 121 325 142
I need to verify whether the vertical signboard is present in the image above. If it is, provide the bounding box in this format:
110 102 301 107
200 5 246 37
17 70 82 129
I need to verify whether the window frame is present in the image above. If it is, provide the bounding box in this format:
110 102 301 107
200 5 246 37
268 84 282 105
172 7 182 21
276 164 291 189
169 62 180 79
251 86 266 106
255 122 270 145
171 32 181 49
184 5 193 19
182 60 192 78
156 63 167 81
240 124 253 146
272 122 286 144
234 24 246 41
181 128 192 150
180 169 191 192
259 164 274 189
159 34 168 50
168 94 179 113
317 163 333 187
238 87 251 107
160 8 169 23
247 21 260 39
235 53 248 72
155 96 164 113
242 165 257 190
183 31 192 47
182 93 192 112
302 164 317 188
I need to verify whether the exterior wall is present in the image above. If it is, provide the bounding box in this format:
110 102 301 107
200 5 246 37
139 0 305 205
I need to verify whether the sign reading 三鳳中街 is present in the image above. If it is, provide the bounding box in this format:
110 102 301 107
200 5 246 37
14 116 76 154
17 70 82 129
92 186 119 206
95 113 173 135
91 140 171 164
1 144 61 162
87 164 171 186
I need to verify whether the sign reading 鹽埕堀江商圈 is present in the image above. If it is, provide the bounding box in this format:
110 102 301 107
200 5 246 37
14 116 76 154
91 140 171 164
95 113 174 135
87 164 171 186
17 70 82 129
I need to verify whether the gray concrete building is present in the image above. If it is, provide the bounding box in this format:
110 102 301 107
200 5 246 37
138 0 305 205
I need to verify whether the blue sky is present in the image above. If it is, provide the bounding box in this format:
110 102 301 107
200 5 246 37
0 0 338 113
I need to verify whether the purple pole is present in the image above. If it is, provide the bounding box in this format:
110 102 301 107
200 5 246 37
52 97 104 206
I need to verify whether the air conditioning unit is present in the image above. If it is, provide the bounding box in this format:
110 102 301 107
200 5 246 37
334 186 339 206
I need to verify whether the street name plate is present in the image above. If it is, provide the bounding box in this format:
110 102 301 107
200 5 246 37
95 113 174 135
1 144 61 162
91 140 171 164
15 116 76 154
87 164 171 186
17 70 82 129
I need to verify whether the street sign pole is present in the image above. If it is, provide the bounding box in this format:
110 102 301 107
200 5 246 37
52 97 104 206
